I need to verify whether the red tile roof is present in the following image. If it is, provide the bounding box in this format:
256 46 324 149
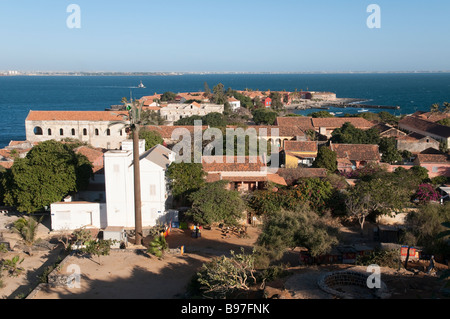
276 117 315 130
415 153 450 164
284 141 318 152
311 117 374 129
26 111 128 122
144 125 208 139
331 143 381 162
202 156 266 172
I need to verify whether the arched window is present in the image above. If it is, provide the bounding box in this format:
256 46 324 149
71 128 76 136
106 129 111 136
83 128 87 136
95 129 99 136
48 128 52 136
60 128 64 136
120 130 123 136
34 127 43 135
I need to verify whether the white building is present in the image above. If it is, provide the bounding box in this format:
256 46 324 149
227 97 241 111
50 142 176 231
159 102 224 123
25 110 129 149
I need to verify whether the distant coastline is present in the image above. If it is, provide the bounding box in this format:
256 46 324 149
2 70 450 77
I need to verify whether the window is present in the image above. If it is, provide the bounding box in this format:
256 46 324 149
432 167 438 173
33 127 43 135
106 129 111 136
149 185 156 196
120 130 123 136
71 128 76 136
59 128 64 136
83 128 87 136
95 129 99 136
48 128 52 135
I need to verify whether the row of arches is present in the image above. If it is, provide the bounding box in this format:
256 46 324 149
33 127 122 137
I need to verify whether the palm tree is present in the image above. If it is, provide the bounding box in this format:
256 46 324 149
12 216 41 256
110 97 160 245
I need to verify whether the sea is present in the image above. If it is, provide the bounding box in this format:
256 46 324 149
0 73 450 148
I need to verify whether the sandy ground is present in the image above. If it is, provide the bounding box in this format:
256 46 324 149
11 225 262 299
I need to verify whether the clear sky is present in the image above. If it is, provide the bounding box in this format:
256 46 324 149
0 0 449 73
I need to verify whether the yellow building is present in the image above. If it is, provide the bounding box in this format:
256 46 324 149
283 141 318 168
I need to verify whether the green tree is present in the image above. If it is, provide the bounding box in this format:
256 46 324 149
252 109 277 125
269 92 284 110
160 91 177 102
331 123 380 144
138 129 163 151
309 111 335 118
187 180 246 226
312 147 337 172
379 137 402 164
257 207 340 259
2 140 92 213
167 162 206 206
212 83 227 105
147 234 169 259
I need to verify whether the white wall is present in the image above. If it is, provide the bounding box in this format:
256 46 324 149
50 202 106 231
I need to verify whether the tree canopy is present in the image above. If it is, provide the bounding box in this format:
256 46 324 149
187 180 246 226
331 123 380 144
167 162 206 206
252 109 277 125
312 147 337 172
1 140 92 213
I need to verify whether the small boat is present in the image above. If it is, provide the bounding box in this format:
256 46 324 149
138 81 145 88
358 108 369 113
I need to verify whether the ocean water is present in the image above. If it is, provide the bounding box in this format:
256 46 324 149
0 73 449 148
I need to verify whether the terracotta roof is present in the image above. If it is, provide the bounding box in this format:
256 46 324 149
74 146 105 173
26 111 128 122
277 167 328 180
311 117 374 129
412 111 450 123
202 156 266 172
144 125 208 139
0 161 13 169
232 125 305 137
331 144 381 162
267 174 288 186
415 153 450 164
276 117 314 130
284 141 318 152
399 116 450 138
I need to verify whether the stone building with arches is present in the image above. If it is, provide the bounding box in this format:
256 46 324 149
25 110 129 149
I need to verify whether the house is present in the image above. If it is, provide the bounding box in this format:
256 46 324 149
201 155 287 192
25 110 129 149
144 125 208 146
311 117 375 138
159 102 224 123
50 143 176 231
227 97 241 111
396 133 440 154
276 117 315 131
240 125 307 148
283 141 318 168
399 115 450 150
330 143 381 172
373 123 407 138
262 97 272 108
413 153 450 178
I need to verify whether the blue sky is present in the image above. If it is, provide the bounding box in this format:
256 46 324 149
0 0 449 72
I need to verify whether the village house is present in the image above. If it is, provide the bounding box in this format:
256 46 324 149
282 141 319 168
275 117 375 139
159 102 224 123
201 155 287 193
227 97 241 111
50 142 175 231
396 133 441 154
413 153 450 178
399 115 450 150
330 143 381 173
25 111 129 149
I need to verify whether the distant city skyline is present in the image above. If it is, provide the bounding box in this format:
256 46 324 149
1 0 449 73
